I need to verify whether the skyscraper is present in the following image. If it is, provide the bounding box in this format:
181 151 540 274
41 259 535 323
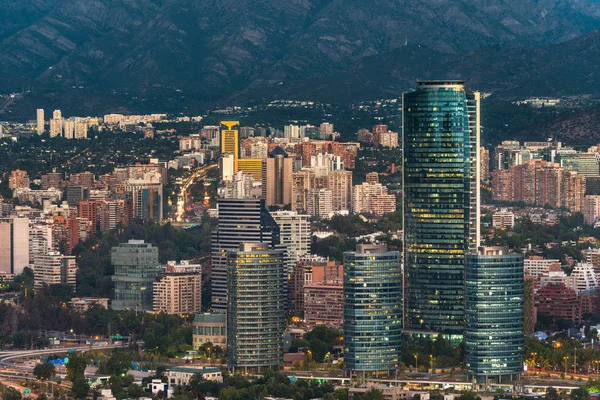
49 110 63 138
227 243 285 373
220 121 240 172
344 244 402 377
263 147 293 207
36 109 44 135
111 240 161 311
403 80 480 335
465 247 524 384
211 198 280 311
270 211 310 261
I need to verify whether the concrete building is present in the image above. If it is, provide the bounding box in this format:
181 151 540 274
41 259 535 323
571 262 598 295
111 240 161 311
523 256 561 278
220 121 240 172
220 154 235 182
352 182 387 214
49 110 62 138
153 261 202 315
0 217 30 275
237 158 263 182
36 109 44 135
492 209 515 229
193 313 227 350
306 188 333 219
33 252 77 290
227 243 285 372
270 211 310 261
327 170 353 212
8 170 30 190
304 282 344 328
69 297 110 313
319 123 334 140
124 179 163 223
377 130 399 148
166 366 222 387
371 194 397 216
584 195 600 226
480 147 490 182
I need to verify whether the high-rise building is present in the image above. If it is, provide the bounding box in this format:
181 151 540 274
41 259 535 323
111 240 161 311
327 170 353 212
99 200 125 232
220 154 235 182
270 211 310 261
344 244 402 377
480 147 490 182
319 123 334 140
49 110 63 138
263 148 293 207
227 243 285 373
124 180 163 222
63 118 75 139
584 195 600 226
284 125 301 142
304 282 343 327
403 80 480 334
306 188 333 219
36 109 44 135
220 121 240 172
0 217 30 275
8 170 30 190
211 198 280 311
153 261 202 315
237 158 263 182
465 247 524 384
32 252 77 290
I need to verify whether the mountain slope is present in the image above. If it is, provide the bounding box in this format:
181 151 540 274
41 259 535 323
2 0 600 101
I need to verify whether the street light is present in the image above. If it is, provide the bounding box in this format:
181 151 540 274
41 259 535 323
414 354 418 371
307 350 313 371
563 356 569 374
429 354 433 373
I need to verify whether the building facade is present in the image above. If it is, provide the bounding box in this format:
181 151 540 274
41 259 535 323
153 261 202 315
0 217 30 275
227 243 285 373
403 80 480 334
344 244 402 377
465 247 524 384
111 240 161 311
193 313 227 350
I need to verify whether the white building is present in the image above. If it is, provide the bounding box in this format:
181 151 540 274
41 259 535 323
492 209 515 229
220 154 235 182
166 366 222 387
0 216 30 275
270 211 311 261
524 257 561 278
153 261 202 315
33 252 77 290
571 262 598 294
36 109 44 135
306 188 333 219
352 182 388 213
49 110 63 138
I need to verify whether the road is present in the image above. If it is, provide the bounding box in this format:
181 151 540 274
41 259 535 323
176 163 217 222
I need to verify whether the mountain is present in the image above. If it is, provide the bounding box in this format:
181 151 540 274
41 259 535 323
2 0 600 105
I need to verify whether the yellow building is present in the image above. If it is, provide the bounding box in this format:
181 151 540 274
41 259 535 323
237 158 263 181
220 121 240 172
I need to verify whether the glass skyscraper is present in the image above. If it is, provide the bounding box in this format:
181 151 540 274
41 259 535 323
344 244 402 377
227 243 285 373
465 247 524 384
403 80 480 335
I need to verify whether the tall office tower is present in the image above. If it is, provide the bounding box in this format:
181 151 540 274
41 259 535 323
0 217 30 275
227 243 285 373
32 253 77 290
270 211 310 261
344 244 402 378
220 121 240 172
220 153 235 182
211 198 280 312
263 147 293 207
124 180 163 222
403 80 480 335
111 240 161 311
49 110 63 138
36 109 44 135
465 247 524 384
153 261 202 315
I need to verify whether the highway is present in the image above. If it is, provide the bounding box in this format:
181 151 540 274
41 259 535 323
176 163 217 222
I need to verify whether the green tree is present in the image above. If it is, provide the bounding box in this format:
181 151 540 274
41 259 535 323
98 351 132 376
72 377 90 400
2 387 22 400
33 361 56 381
455 392 481 400
571 388 590 400
362 389 384 400
66 352 87 382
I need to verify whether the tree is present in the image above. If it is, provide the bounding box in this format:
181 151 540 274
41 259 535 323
66 352 87 383
33 361 56 381
571 388 590 400
362 389 384 400
98 351 131 376
72 377 90 399
455 392 481 400
190 373 221 397
3 387 22 400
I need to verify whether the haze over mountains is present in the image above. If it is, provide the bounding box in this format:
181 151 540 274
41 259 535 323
2 0 600 108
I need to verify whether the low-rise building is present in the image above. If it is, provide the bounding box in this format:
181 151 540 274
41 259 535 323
492 209 515 229
192 313 227 350
69 297 110 313
166 366 222 387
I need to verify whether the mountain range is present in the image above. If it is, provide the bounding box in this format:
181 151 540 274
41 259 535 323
2 0 600 111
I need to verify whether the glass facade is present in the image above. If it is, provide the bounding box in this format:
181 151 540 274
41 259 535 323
344 245 402 375
111 240 161 311
465 247 524 384
227 243 285 373
403 80 479 334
